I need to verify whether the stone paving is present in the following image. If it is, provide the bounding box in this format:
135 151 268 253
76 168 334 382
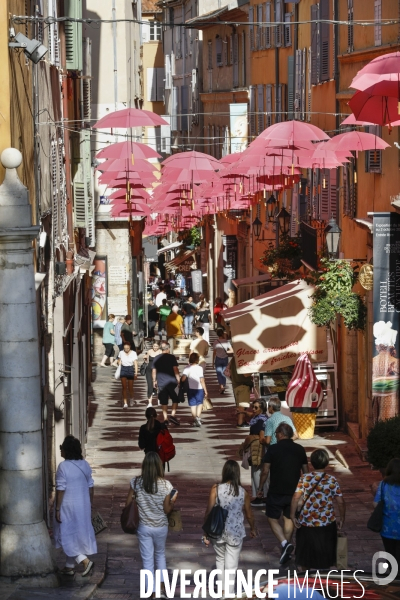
0 333 385 599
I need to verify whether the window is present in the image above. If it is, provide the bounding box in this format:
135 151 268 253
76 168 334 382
288 55 294 119
365 126 382 173
374 0 382 46
241 32 246 87
147 68 165 102
249 6 254 51
150 21 161 41
275 83 283 123
181 86 189 131
249 85 256 138
169 7 174 24
257 4 263 50
311 4 319 85
175 18 182 58
233 33 239 87
208 40 213 69
343 161 357 217
216 36 223 66
274 0 283 48
229 34 233 65
320 169 337 221
284 13 291 47
347 0 354 52
266 84 272 127
295 48 306 120
319 0 330 82
223 36 228 65
265 2 271 48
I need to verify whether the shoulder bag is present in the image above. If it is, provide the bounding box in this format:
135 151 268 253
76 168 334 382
295 473 327 519
121 478 140 534
114 364 121 380
367 482 385 533
202 485 228 539
139 361 148 376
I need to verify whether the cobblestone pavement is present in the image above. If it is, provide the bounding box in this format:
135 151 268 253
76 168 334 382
0 334 385 599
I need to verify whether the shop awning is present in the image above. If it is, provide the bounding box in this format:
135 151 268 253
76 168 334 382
157 241 183 255
164 249 197 273
232 273 271 288
225 280 328 374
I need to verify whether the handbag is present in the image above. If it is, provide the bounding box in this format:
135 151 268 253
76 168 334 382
336 532 348 569
114 364 121 380
168 509 183 532
367 482 385 532
203 396 213 411
202 485 228 539
121 479 139 534
295 473 327 519
223 364 231 379
91 511 107 535
139 361 148 376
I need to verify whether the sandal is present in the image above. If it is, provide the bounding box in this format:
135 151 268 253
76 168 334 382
81 560 94 577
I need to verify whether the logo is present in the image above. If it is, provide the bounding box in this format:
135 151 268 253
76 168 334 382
372 551 398 585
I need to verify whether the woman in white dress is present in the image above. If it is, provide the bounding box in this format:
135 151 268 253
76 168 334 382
204 460 256 596
54 436 97 576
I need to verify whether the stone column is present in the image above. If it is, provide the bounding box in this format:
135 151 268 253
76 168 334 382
0 149 56 578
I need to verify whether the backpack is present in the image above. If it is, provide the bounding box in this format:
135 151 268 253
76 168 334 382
156 428 176 469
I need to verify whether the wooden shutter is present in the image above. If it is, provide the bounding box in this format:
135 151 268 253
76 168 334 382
284 13 292 47
64 0 82 70
257 85 264 134
208 40 213 69
82 38 91 123
48 0 60 66
160 116 171 154
181 86 189 131
257 4 263 50
171 86 178 130
223 36 228 65
229 34 234 65
216 37 223 65
265 3 271 48
192 68 199 125
249 6 254 51
307 46 312 121
165 55 171 89
311 4 319 85
294 49 302 119
51 138 60 245
275 0 283 48
171 52 176 76
175 20 181 58
156 68 165 101
301 47 306 120
147 68 157 102
249 85 256 138
275 84 282 123
319 0 329 82
266 84 273 127
288 55 294 119
72 130 94 241
347 0 354 52
142 21 150 43
365 126 382 173
329 169 338 220
320 169 330 220
375 0 382 46
233 33 239 88
291 186 299 236
241 32 246 86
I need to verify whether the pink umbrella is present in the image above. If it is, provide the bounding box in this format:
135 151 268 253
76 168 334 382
325 131 389 152
341 113 400 127
256 120 329 148
97 158 158 174
108 189 150 200
349 90 400 126
162 151 220 171
103 179 152 189
161 168 220 185
351 52 400 89
96 141 161 160
220 153 244 165
110 203 152 217
93 108 168 129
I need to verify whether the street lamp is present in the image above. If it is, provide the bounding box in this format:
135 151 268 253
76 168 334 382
277 206 291 236
325 216 342 260
252 217 262 240
266 194 277 222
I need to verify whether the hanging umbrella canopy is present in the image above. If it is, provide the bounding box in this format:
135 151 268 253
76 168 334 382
220 153 244 165
255 120 329 149
162 151 221 171
96 141 161 160
161 168 221 185
340 113 400 127
325 130 389 152
349 90 400 126
96 158 157 173
351 52 400 89
104 179 150 189
93 108 168 129
108 188 150 200
110 203 152 217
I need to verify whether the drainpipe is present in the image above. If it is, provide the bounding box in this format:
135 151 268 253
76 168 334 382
112 0 118 111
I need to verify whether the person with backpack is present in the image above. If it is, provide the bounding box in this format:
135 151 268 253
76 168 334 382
152 341 181 426
126 452 178 599
212 328 234 394
181 353 208 428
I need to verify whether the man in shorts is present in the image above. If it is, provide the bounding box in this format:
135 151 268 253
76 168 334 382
257 422 308 565
152 342 181 425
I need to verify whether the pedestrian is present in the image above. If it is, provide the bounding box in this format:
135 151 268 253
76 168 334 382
165 305 184 353
182 295 197 338
241 399 269 506
152 341 181 425
181 353 208 428
229 356 253 429
373 457 400 566
126 451 178 600
147 298 159 341
100 314 116 367
212 328 234 394
257 423 308 564
114 316 125 353
121 314 137 350
213 296 227 329
117 342 139 409
155 286 167 307
54 435 96 576
139 407 167 454
264 397 298 445
143 341 162 407
291 449 345 570
189 326 209 373
196 299 212 343
158 299 171 336
204 460 257 596
196 294 209 309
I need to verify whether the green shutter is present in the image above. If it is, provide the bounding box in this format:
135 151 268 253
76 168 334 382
64 0 82 70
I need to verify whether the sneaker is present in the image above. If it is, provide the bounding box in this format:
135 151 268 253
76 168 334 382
123 403 128 409
280 542 294 565
158 590 168 600
164 420 169 426
195 417 202 427
250 497 264 507
169 415 180 426
236 422 250 429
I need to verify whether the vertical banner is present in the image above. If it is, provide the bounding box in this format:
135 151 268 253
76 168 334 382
372 213 400 420
230 103 248 153
191 269 203 294
91 257 107 328
222 235 238 300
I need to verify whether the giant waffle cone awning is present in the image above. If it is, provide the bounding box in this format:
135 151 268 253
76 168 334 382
224 280 328 373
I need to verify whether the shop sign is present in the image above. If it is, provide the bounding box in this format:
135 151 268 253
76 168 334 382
222 235 238 297
230 103 248 153
177 257 196 272
372 213 400 420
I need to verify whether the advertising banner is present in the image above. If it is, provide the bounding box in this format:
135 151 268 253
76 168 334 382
191 269 203 294
91 257 107 328
372 213 400 420
230 103 248 153
222 235 238 298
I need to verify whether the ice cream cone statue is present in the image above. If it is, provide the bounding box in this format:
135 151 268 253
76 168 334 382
372 321 400 421
286 353 323 439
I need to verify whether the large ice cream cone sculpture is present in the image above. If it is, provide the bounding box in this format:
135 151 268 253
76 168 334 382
286 353 323 440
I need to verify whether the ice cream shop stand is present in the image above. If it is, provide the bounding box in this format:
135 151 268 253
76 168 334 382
224 280 339 431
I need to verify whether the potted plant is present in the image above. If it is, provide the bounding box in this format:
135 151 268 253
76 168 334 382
260 234 303 279
367 415 400 471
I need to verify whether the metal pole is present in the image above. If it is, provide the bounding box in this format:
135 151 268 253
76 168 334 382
112 0 118 111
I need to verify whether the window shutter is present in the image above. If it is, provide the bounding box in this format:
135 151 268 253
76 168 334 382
156 68 165 101
288 55 294 120
291 186 299 236
216 37 223 66
275 84 282 123
311 4 319 85
301 47 306 120
284 13 292 47
233 33 239 88
192 68 199 125
374 0 382 46
266 84 273 127
216 126 220 159
294 49 302 119
275 0 283 48
160 115 171 154
307 46 312 121
241 32 246 86
249 85 256 138
249 6 254 51
329 169 338 220
57 135 68 242
181 85 189 131
259 5 265 49
229 34 233 65
82 38 92 124
142 21 150 43
222 127 230 157
48 0 60 66
365 126 382 173
347 0 354 52
171 52 176 76
147 68 157 102
72 130 94 242
171 86 178 130
165 55 171 89
208 40 213 69
265 3 271 48
257 84 264 134
51 138 60 245
320 169 330 220
64 0 83 70
175 22 182 58
319 0 330 82
223 36 228 66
